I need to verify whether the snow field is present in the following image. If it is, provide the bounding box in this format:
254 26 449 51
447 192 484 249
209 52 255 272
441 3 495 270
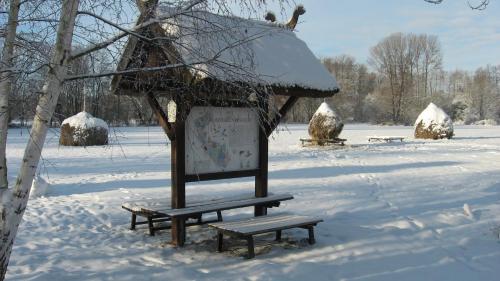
5 124 500 281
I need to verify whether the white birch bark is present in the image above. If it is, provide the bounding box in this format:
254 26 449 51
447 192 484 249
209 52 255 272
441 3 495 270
0 0 21 189
0 0 80 279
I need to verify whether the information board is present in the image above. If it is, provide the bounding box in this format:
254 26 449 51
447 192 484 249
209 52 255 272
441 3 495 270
185 106 259 175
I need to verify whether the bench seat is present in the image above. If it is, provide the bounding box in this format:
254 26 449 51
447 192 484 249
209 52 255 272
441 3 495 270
121 193 293 236
300 138 346 146
162 194 294 218
368 136 405 142
209 214 322 258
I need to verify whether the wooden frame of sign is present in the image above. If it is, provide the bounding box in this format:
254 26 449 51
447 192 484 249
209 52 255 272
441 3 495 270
148 92 278 247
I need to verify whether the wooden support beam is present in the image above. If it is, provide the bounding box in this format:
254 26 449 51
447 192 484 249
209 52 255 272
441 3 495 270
144 91 175 140
171 96 186 246
255 95 269 216
266 96 299 137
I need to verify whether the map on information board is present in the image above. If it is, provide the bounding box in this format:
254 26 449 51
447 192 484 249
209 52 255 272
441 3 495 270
185 106 259 175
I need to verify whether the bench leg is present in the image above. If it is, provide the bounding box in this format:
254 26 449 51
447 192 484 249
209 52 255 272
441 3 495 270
217 232 224 252
275 230 282 241
130 213 137 230
307 226 315 245
246 236 255 259
254 206 267 216
148 217 155 236
217 211 223 222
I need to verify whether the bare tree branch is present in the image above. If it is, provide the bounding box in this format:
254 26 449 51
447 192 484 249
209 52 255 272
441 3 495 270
423 0 490 10
70 0 206 61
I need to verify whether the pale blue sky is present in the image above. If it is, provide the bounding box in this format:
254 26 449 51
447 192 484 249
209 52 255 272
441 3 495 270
261 0 500 71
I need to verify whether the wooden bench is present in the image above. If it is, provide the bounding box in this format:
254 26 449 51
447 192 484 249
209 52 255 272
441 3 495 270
300 138 346 146
122 193 293 236
209 214 323 258
122 198 212 236
122 198 167 235
161 194 293 218
368 136 404 143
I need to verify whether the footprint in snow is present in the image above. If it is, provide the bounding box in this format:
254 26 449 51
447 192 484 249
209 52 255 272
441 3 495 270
99 213 109 221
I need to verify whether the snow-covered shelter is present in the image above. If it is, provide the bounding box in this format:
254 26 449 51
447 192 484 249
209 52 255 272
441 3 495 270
111 0 339 246
414 103 454 139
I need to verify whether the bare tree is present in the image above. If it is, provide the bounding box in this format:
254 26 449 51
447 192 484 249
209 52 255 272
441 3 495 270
369 33 412 123
0 1 80 278
0 0 21 189
424 0 490 10
421 35 442 98
472 67 496 120
322 55 375 122
369 33 443 123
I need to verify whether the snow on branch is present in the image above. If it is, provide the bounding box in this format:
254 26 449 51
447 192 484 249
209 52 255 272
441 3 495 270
69 0 207 61
64 63 185 80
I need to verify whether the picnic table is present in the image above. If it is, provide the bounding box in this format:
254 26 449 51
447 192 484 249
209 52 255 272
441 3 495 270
368 136 405 143
122 193 294 236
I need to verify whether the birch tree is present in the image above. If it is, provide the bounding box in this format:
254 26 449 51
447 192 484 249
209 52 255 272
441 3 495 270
0 0 21 190
0 0 80 278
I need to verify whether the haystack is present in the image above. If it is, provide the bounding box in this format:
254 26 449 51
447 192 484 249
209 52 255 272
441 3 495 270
60 112 109 146
308 102 344 145
414 103 453 139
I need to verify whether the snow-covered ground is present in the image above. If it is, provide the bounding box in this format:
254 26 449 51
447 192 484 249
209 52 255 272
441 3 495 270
5 124 500 281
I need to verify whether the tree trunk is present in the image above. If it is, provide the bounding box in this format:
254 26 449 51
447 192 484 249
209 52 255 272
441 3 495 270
0 0 79 279
0 0 21 190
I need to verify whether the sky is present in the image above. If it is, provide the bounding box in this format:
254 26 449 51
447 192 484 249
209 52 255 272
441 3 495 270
261 0 500 71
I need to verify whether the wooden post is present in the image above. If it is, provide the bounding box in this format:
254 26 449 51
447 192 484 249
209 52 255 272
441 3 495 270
171 98 186 246
266 96 299 137
144 90 174 140
255 95 268 216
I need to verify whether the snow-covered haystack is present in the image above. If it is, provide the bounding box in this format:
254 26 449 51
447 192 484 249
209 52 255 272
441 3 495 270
60 112 108 146
414 103 454 140
308 102 344 145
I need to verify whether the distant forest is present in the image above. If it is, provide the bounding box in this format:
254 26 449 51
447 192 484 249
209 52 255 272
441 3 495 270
8 32 500 127
290 32 500 125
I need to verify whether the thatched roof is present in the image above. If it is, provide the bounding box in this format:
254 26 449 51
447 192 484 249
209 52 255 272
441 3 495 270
111 4 339 98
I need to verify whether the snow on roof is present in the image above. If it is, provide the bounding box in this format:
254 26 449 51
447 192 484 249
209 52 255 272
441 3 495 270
62 112 108 130
155 5 338 92
415 103 453 130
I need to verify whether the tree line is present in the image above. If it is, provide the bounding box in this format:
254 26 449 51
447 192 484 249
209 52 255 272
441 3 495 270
286 32 500 125
7 32 499 127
